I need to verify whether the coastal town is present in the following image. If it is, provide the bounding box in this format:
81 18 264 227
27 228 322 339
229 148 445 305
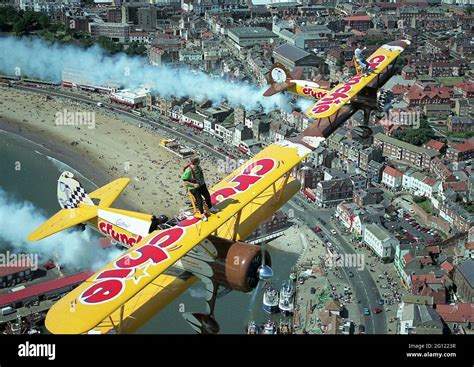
0 0 473 339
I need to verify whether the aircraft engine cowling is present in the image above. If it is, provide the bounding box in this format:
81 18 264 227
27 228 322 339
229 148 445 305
190 236 271 293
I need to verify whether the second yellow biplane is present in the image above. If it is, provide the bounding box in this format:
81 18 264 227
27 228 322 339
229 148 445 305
264 40 410 120
28 39 410 334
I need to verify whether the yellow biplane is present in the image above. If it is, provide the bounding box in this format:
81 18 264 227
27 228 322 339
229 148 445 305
264 40 410 120
28 39 410 334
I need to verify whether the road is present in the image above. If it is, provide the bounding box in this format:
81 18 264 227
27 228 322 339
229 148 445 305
284 196 387 334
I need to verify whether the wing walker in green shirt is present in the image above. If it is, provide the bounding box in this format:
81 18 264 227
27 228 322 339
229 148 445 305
181 157 218 221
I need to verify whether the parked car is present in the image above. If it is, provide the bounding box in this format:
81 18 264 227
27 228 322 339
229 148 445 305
378 299 385 305
363 307 370 315
373 307 383 314
44 260 56 270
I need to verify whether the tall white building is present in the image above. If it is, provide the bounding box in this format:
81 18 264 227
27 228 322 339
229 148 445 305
363 223 399 260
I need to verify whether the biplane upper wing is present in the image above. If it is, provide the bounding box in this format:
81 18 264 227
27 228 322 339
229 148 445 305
305 40 410 119
87 273 198 334
45 140 314 334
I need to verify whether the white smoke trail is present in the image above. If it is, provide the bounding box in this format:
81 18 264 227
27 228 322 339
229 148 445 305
0 188 122 272
0 36 293 113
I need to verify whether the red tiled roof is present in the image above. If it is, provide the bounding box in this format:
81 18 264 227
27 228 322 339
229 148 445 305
443 181 468 192
426 246 440 254
383 166 403 177
455 81 474 93
465 242 474 250
304 188 316 201
441 260 454 273
403 253 414 263
406 83 452 102
392 84 409 95
410 272 442 284
423 176 437 186
436 303 474 323
420 256 434 265
344 15 370 22
0 272 92 307
452 139 474 153
424 139 445 151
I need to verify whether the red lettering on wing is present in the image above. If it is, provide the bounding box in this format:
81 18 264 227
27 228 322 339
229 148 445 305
211 187 236 205
231 174 261 192
115 245 169 269
242 158 275 176
80 279 124 304
148 227 184 249
97 268 133 280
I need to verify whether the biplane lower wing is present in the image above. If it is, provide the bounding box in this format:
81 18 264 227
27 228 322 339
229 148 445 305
305 40 410 119
45 140 316 334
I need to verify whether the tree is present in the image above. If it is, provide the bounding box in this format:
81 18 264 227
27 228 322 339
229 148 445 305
393 119 434 146
96 36 123 54
413 196 425 204
12 10 50 35
125 42 147 56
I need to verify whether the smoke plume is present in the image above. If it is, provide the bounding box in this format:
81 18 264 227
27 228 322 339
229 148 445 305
0 36 292 113
0 188 122 271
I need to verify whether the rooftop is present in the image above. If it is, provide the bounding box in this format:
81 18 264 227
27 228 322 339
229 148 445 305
365 223 393 242
273 43 310 62
228 27 276 39
456 258 474 289
374 133 432 155
0 272 92 308
344 15 371 22
383 166 403 178
436 303 474 323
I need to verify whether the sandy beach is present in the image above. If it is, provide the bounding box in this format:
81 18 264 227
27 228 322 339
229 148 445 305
0 86 224 217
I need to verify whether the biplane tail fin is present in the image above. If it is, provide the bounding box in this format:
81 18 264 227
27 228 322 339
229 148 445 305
263 63 304 97
27 172 130 241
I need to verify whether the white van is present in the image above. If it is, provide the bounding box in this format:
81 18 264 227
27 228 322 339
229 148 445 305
1 306 16 316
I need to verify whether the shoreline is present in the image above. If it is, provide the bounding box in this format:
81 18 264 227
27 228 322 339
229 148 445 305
0 86 225 217
0 118 110 186
0 117 133 210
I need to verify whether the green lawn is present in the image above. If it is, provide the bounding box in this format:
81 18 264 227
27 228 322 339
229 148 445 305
417 199 433 214
436 76 465 86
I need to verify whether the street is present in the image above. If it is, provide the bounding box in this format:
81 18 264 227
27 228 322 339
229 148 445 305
285 195 387 334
